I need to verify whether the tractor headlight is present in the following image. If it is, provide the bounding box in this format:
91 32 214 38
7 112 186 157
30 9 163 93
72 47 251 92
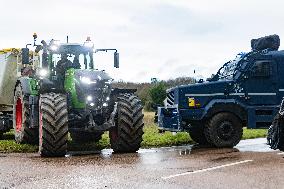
80 76 91 84
80 76 96 84
86 95 93 101
38 69 48 78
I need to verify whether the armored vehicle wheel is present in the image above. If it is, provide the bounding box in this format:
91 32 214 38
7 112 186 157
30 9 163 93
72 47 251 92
109 93 144 153
205 113 243 147
70 131 103 143
188 123 209 145
39 93 68 157
13 83 38 144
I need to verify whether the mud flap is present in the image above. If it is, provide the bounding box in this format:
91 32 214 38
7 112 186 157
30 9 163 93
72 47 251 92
158 107 181 132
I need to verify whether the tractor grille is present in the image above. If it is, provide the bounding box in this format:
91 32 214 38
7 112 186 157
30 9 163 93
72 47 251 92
166 91 175 106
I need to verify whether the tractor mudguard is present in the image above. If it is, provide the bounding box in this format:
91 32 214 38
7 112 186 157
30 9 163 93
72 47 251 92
111 88 137 95
39 78 65 94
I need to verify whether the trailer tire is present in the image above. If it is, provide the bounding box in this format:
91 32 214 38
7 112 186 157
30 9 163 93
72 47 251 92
70 131 103 143
39 93 68 157
205 112 243 147
13 83 38 144
109 93 144 153
188 123 209 145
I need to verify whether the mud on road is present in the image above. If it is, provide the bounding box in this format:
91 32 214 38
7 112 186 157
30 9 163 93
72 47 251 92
0 138 284 189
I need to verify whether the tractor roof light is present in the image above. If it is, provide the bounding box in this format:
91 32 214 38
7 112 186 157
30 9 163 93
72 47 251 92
49 39 60 51
84 37 94 48
50 45 58 51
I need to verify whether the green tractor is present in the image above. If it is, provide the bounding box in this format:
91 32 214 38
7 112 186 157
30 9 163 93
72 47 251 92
14 34 144 157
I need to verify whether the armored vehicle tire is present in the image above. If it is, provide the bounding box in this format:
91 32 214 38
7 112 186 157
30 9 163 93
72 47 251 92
188 123 209 145
109 93 144 153
70 131 103 143
205 113 243 147
13 83 38 144
39 93 68 157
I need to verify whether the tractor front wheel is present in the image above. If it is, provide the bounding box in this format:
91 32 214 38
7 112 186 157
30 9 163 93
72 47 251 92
39 93 68 157
109 93 144 153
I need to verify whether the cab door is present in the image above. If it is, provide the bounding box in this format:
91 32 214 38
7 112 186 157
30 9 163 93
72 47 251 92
244 60 278 105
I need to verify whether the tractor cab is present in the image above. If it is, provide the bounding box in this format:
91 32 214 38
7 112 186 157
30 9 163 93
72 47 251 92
49 43 95 71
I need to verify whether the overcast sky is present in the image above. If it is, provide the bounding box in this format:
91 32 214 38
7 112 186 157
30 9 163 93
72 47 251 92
1 0 284 82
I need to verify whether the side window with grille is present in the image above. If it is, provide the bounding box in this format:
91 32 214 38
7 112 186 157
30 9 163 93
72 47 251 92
251 61 272 77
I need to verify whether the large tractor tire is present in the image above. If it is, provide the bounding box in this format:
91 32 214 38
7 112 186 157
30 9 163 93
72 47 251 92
188 123 209 145
39 93 68 157
109 93 144 153
204 113 243 147
70 131 103 143
13 83 38 144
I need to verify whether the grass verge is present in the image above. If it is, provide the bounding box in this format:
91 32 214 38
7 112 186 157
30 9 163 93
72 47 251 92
0 111 268 153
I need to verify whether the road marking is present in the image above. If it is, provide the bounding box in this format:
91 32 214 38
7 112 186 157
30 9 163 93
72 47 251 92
277 152 284 155
162 160 253 179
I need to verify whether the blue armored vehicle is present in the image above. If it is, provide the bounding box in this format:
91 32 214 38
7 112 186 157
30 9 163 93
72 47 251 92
158 35 284 147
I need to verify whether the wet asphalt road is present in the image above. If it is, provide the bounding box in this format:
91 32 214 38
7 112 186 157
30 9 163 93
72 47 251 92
0 138 284 189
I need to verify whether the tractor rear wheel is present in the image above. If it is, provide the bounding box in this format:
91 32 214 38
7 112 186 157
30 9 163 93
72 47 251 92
109 93 144 153
205 113 243 147
39 93 68 157
70 131 103 143
188 123 209 145
13 83 38 144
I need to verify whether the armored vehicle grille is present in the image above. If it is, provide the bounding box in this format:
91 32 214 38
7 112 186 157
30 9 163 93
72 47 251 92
166 91 175 106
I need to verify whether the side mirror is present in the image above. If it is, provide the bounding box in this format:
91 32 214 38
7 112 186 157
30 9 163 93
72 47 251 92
21 48 30 64
114 52 119 68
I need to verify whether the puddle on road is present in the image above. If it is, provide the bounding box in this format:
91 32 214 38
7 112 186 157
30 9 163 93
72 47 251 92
32 138 276 163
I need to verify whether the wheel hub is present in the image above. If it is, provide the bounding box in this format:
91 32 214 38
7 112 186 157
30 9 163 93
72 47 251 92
217 121 234 140
15 98 23 132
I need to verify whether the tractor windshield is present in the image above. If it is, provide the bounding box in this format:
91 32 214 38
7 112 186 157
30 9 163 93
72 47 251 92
52 53 93 70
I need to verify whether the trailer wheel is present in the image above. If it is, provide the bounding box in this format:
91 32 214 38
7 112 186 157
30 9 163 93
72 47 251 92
188 123 209 145
13 83 38 144
205 113 243 147
39 93 68 157
70 131 103 143
109 93 144 153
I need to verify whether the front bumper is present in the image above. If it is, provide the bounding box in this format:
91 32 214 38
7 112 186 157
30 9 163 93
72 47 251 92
158 107 181 131
157 107 205 132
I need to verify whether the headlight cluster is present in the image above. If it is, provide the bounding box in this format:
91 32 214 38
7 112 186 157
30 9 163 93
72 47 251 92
37 69 48 78
80 76 97 85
